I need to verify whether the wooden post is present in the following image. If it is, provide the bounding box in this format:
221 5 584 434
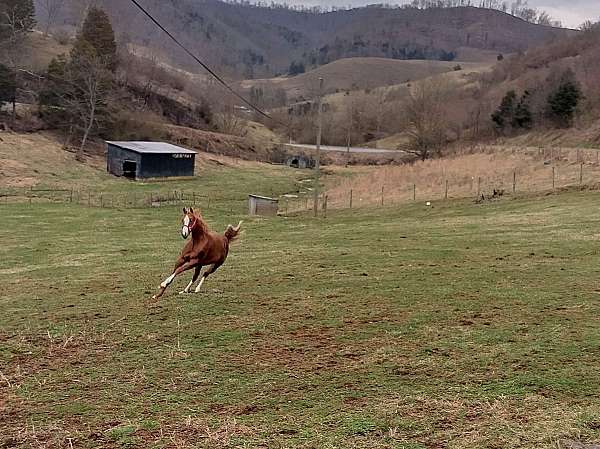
381 186 384 206
324 195 328 218
477 177 481 198
100 194 104 208
580 163 583 185
513 171 516 194
313 77 324 217
350 189 353 209
69 189 73 203
444 180 448 200
413 183 416 201
552 166 555 190
29 186 32 205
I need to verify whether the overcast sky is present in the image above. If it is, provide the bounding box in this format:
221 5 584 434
284 0 600 28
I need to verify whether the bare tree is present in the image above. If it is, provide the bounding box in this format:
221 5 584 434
39 0 66 35
403 77 453 160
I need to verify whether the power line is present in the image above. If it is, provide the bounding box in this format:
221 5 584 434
127 0 281 124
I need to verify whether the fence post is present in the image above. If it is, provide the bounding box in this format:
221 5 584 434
580 163 583 185
100 194 104 208
381 186 384 206
350 189 353 209
324 195 328 218
29 186 32 205
552 166 555 190
444 180 448 200
477 177 481 198
69 189 73 203
513 171 516 194
413 183 416 201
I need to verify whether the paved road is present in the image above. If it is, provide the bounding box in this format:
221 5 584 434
285 143 404 154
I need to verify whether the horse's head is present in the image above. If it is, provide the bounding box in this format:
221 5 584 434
181 207 197 239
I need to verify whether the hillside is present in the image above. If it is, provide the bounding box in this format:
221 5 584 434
240 57 487 100
34 0 572 78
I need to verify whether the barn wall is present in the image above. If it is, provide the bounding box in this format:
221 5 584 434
107 145 142 177
138 154 195 178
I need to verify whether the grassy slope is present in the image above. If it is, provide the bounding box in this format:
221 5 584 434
0 132 303 205
1 185 600 447
241 58 488 100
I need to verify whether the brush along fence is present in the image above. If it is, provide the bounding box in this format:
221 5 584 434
281 146 600 215
0 188 212 209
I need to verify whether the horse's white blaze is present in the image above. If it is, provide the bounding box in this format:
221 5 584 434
194 277 205 293
181 215 191 238
161 273 175 288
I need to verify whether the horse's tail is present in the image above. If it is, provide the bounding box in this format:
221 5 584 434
224 221 243 242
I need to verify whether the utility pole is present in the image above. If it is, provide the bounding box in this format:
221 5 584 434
313 77 324 217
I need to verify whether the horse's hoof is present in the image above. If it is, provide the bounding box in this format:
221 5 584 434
178 290 189 295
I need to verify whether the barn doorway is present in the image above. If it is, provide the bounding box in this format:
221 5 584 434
122 160 137 179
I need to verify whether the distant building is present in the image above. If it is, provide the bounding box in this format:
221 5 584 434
106 141 196 179
248 194 278 216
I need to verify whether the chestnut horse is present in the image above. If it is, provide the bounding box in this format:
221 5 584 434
152 207 242 300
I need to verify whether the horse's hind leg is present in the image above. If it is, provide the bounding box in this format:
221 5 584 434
180 265 201 295
194 262 223 293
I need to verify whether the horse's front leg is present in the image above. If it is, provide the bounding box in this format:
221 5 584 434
152 260 196 300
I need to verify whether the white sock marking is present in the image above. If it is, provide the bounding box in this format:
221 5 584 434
194 277 206 293
180 279 194 294
160 273 175 288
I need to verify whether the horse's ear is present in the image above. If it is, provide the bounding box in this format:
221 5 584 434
189 207 194 214
182 207 187 214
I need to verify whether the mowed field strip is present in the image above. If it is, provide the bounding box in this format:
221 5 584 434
1 186 600 448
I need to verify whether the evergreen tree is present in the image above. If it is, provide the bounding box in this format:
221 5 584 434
38 55 69 126
74 7 117 72
546 70 583 128
0 63 16 108
288 61 305 75
39 7 117 159
491 90 516 131
0 0 36 39
512 90 532 129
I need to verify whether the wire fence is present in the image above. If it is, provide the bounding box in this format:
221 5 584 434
0 188 213 210
281 147 600 215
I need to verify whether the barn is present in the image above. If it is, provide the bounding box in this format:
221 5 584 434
106 141 196 179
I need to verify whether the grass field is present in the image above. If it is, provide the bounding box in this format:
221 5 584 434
2 179 600 448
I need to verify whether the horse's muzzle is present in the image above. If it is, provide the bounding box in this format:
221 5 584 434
181 226 189 239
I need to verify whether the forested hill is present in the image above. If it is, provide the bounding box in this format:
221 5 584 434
35 0 571 78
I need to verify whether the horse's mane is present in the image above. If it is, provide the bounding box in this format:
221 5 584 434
192 212 209 236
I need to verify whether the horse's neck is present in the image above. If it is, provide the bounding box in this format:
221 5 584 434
191 218 209 241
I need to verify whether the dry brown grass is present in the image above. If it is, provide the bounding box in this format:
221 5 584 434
322 145 600 209
241 58 486 100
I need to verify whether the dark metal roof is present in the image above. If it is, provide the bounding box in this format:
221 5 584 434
106 141 196 155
